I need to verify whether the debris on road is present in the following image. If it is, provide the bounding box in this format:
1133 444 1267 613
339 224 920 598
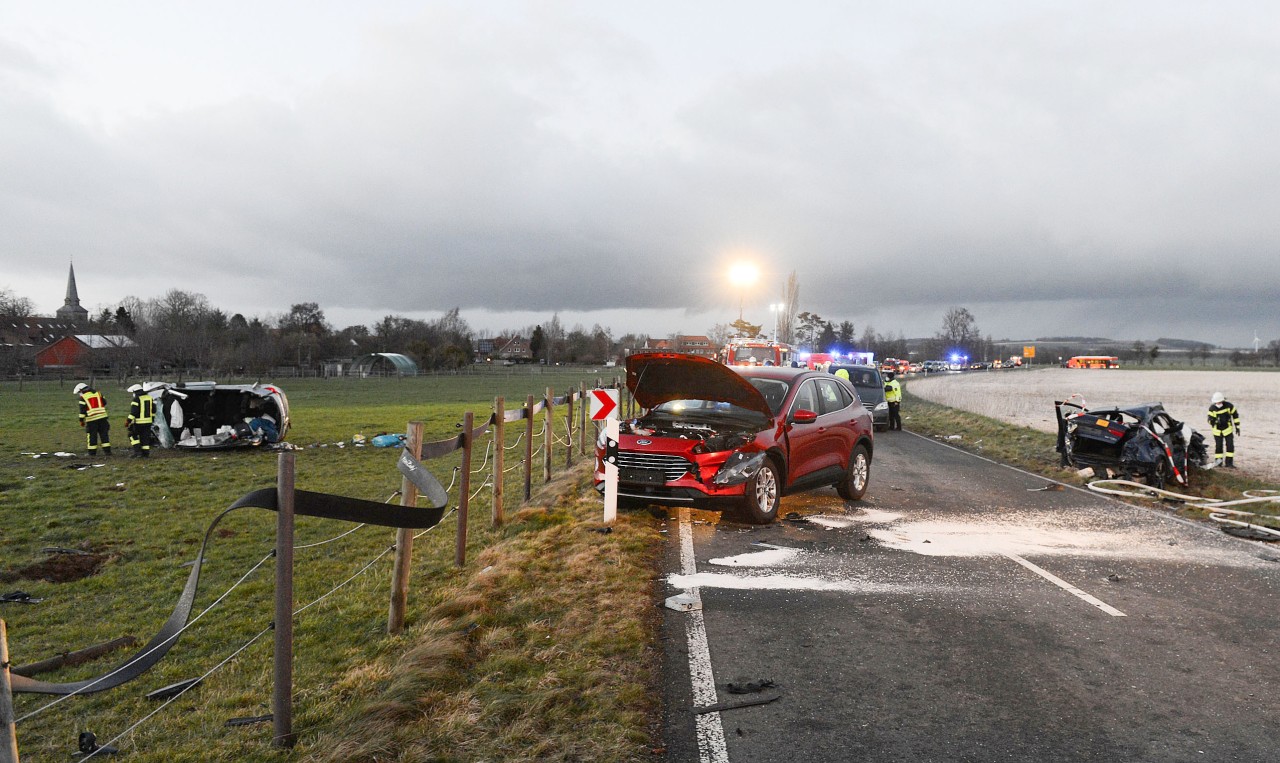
694 694 781 714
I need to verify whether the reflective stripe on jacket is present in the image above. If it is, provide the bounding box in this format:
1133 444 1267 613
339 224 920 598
129 394 155 425
1207 402 1239 436
79 390 109 422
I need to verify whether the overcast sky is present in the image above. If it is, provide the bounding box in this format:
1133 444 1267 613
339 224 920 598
3 1 1278 347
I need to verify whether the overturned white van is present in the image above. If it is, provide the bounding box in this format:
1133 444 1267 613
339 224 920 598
143 381 291 450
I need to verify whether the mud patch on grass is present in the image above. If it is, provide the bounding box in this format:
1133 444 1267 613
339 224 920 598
1 546 112 583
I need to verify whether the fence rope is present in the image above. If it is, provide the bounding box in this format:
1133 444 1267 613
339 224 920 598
469 476 492 502
16 547 276 722
73 501 465 757
470 440 493 474
503 431 526 450
76 624 274 762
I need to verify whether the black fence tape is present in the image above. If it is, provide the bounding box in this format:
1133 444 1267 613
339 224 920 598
11 488 446 696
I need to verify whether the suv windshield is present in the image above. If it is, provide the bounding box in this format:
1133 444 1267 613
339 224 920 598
649 376 789 419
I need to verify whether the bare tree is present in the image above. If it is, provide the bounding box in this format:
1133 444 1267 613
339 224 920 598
778 270 800 344
936 307 981 356
0 287 34 317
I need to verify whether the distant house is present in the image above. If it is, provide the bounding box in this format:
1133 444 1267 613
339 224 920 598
496 335 533 363
676 335 716 358
0 318 78 349
35 334 135 373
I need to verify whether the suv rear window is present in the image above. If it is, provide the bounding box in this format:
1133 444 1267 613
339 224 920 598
815 378 850 415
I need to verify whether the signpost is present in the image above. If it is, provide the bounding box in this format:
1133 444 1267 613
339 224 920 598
591 389 620 523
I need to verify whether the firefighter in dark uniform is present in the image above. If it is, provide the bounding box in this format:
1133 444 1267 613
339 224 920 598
126 383 157 457
1207 391 1241 468
74 382 111 456
884 371 903 431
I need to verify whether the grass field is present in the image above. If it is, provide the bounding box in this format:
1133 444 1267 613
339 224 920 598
1 369 661 762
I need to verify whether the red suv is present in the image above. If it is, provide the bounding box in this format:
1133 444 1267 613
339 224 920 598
594 352 874 523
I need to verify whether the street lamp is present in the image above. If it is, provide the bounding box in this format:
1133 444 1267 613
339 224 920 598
769 303 783 342
728 262 758 322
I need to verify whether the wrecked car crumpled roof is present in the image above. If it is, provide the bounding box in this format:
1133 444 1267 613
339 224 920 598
1054 398 1208 486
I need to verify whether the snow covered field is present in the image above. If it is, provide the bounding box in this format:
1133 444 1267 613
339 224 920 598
907 368 1280 481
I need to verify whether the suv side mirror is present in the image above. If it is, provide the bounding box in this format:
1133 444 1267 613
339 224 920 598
791 409 818 424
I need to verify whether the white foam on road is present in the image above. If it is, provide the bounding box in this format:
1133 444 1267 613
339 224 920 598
670 571 919 594
867 517 1269 567
851 508 904 524
708 546 802 567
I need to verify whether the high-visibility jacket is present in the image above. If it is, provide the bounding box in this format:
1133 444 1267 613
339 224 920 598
78 390 109 423
884 379 902 403
1207 401 1240 436
128 393 155 425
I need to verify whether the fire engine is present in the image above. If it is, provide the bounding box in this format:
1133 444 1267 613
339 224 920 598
721 338 793 367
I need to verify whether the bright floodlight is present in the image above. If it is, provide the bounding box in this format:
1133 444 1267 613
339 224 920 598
728 262 758 287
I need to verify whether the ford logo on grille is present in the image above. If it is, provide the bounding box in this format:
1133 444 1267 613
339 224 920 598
635 439 653 445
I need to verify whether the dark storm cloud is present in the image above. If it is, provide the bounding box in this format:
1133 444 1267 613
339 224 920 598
2 2 1279 345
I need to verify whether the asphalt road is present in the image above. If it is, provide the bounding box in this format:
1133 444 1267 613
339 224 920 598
659 429 1280 762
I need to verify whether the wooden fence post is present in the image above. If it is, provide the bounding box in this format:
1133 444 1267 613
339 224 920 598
388 421 425 635
543 387 553 484
564 387 574 468
455 411 473 567
272 452 297 749
1 620 18 763
492 398 505 527
523 395 534 502
578 382 587 457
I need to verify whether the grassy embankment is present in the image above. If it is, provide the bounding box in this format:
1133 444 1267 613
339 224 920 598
901 385 1280 526
0 370 663 762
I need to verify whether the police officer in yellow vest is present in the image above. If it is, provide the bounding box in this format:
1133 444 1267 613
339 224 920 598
1207 391 1241 468
73 382 111 456
884 371 903 431
126 383 157 457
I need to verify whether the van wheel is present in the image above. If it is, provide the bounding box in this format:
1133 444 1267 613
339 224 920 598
837 444 871 501
737 460 781 524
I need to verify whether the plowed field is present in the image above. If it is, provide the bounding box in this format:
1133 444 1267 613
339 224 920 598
907 368 1280 480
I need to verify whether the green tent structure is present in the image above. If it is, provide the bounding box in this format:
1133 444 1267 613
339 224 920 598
352 352 419 377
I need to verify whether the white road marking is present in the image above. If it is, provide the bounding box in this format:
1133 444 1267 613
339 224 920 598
1003 552 1127 617
678 508 730 763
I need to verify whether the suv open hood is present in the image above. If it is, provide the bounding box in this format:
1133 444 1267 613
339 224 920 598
625 352 774 418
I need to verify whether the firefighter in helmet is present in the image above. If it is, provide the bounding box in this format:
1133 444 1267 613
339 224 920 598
73 382 111 456
884 371 903 431
126 383 157 457
1207 391 1241 468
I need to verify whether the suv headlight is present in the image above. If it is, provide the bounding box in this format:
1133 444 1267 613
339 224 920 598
874 401 888 412
712 451 766 486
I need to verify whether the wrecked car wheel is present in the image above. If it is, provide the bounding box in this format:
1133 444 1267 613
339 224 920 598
837 444 871 501
736 459 781 524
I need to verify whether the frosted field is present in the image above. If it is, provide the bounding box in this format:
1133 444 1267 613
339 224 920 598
907 368 1280 482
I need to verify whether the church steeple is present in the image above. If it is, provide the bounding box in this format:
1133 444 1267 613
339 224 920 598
55 261 89 324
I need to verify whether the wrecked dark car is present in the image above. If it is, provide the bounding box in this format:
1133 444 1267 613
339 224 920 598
1055 397 1207 487
144 381 291 450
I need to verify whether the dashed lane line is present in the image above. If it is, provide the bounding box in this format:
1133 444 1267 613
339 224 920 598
1004 552 1128 617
